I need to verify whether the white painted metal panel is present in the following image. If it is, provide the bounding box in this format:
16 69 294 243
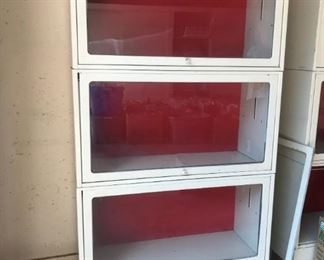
77 190 85 260
70 0 79 69
279 70 316 145
238 83 269 162
244 0 276 59
279 71 324 166
315 2 324 69
234 185 262 253
284 0 321 70
294 244 316 260
283 0 324 71
271 138 313 260
72 71 83 187
94 232 256 260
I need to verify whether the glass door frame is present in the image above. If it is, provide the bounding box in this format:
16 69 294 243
71 0 288 70
76 71 281 184
309 73 324 166
315 2 324 70
78 174 273 260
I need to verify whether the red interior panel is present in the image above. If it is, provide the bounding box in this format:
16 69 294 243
92 187 236 246
316 82 324 153
90 82 241 158
303 168 324 213
87 0 247 57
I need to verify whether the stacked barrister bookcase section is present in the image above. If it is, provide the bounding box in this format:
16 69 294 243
70 0 289 259
272 0 324 259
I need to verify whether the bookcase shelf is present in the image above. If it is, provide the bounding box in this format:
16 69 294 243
75 71 281 184
78 175 273 260
71 0 288 69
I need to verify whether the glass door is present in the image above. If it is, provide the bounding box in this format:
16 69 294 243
80 175 272 260
78 71 280 183
75 0 286 68
271 138 313 259
310 74 324 165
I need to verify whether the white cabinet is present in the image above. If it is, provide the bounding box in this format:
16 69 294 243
285 0 324 71
278 1 324 256
295 167 324 259
74 71 282 184
317 2 324 69
78 174 274 260
71 0 289 70
271 138 323 260
280 71 324 166
70 1 288 259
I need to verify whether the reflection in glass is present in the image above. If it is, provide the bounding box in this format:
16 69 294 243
90 82 269 173
87 0 275 58
92 185 261 259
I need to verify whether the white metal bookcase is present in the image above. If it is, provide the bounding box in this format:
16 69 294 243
70 0 289 259
276 0 324 259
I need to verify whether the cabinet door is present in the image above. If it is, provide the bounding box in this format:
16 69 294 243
76 71 281 184
309 73 324 166
316 3 324 69
72 0 288 69
79 174 273 260
271 138 313 260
